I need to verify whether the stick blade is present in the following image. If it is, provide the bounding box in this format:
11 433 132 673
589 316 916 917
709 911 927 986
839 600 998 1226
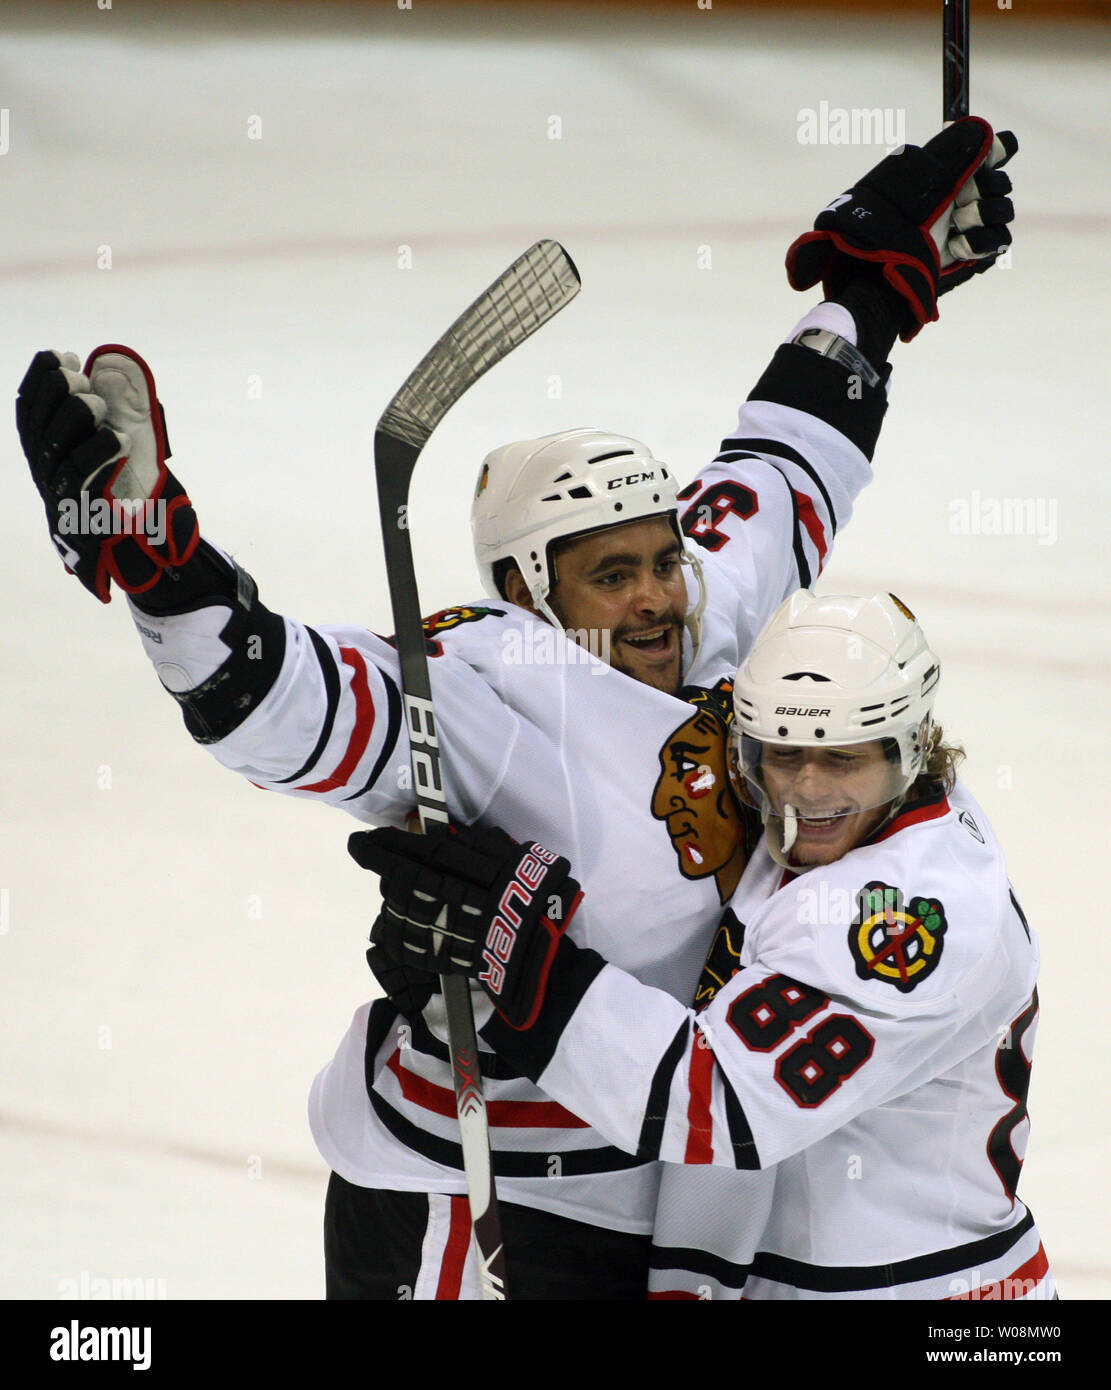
378 239 580 451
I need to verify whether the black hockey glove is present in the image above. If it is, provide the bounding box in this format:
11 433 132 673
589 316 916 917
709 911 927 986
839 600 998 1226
786 117 1018 341
365 939 439 1022
348 824 583 1030
17 345 199 603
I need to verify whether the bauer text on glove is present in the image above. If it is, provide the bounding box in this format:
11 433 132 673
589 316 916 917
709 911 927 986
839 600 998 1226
348 823 583 1030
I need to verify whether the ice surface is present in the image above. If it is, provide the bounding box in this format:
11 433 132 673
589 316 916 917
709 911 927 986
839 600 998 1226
1 2 1108 1300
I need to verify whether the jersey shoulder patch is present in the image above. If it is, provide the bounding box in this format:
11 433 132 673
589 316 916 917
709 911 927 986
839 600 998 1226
422 604 505 636
847 880 948 994
758 807 1010 1015
386 604 506 657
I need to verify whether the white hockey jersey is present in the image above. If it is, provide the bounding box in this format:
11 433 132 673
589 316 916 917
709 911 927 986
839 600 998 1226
477 782 1053 1297
128 314 883 1234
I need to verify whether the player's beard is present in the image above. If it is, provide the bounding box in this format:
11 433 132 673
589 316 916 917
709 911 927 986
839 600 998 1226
610 612 685 694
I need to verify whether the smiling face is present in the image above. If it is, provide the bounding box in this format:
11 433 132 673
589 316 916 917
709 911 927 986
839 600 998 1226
506 516 688 694
757 742 899 867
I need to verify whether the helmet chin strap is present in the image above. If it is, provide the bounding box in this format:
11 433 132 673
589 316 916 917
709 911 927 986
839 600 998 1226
764 791 910 871
781 803 799 856
679 547 707 670
765 803 799 869
533 592 564 633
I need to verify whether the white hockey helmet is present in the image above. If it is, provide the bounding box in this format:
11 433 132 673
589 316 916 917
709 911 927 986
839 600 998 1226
731 591 941 857
471 428 706 653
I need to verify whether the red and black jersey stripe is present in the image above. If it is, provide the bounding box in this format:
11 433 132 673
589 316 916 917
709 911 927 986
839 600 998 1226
650 1208 1040 1297
364 998 646 1180
272 626 341 784
269 631 402 798
710 443 831 588
636 1022 690 1162
365 1089 648 1180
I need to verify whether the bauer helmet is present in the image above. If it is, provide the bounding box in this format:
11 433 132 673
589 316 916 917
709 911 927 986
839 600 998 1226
731 591 940 862
471 429 707 656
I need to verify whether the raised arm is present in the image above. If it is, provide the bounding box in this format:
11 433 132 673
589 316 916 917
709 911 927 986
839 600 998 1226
684 117 1017 674
15 344 515 828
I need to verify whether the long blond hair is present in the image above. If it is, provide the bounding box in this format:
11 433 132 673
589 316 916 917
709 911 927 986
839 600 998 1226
918 720 965 795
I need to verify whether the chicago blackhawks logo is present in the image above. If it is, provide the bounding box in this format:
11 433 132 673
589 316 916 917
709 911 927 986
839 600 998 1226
416 605 504 656
849 881 947 993
422 605 503 635
652 680 750 906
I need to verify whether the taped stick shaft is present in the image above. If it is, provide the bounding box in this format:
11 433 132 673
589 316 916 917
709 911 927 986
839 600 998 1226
373 241 579 1299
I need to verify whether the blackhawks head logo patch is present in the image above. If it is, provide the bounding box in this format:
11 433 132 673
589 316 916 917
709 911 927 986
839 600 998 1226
421 605 503 636
412 605 504 656
848 881 947 993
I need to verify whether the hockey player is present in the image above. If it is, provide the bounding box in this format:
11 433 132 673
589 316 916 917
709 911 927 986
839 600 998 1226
17 120 1016 1298
354 591 1053 1300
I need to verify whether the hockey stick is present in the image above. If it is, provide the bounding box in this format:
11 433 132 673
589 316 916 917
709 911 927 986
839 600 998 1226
943 0 970 121
373 239 581 1301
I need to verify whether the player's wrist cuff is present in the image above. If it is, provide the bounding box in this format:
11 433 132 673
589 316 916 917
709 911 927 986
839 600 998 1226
791 327 881 389
783 301 858 348
748 343 890 460
130 537 238 615
833 279 905 367
479 936 606 1079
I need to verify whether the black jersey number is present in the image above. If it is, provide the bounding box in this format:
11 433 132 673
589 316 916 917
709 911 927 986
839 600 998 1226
679 480 758 552
726 974 826 1051
728 973 874 1108
988 990 1038 1201
774 1014 875 1108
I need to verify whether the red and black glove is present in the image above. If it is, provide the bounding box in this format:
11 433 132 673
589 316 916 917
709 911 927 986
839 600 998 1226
349 824 583 1030
786 117 1018 341
17 345 199 603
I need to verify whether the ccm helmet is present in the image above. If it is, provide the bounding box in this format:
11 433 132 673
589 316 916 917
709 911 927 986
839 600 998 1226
732 591 941 861
471 429 706 656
